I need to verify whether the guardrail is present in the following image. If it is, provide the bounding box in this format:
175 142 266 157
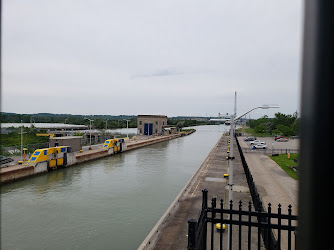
241 148 299 155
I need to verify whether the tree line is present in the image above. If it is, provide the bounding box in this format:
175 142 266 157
247 112 299 136
1 113 138 129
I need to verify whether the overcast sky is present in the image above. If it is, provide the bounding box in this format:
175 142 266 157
2 0 303 118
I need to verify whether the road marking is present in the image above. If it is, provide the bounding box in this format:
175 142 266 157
201 159 211 176
191 180 201 197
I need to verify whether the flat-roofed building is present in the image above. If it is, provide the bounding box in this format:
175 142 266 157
49 136 83 152
137 115 167 135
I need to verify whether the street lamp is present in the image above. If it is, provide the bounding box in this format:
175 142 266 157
65 118 68 135
19 120 27 161
84 118 94 149
228 104 279 201
124 119 130 138
227 104 279 249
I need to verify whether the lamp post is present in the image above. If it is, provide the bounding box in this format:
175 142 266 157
228 104 279 202
64 118 68 135
19 120 27 161
227 104 279 249
124 119 130 138
84 118 94 149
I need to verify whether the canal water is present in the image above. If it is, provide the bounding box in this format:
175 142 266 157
1 125 230 249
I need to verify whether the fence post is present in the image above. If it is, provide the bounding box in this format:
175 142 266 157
220 199 224 250
248 201 252 250
202 189 208 250
239 201 242 250
278 204 282 250
267 203 272 250
288 205 292 250
188 219 197 250
211 197 217 250
257 204 262 250
202 189 208 209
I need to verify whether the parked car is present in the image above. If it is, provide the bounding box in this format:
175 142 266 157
244 136 256 141
274 136 284 140
253 144 268 149
277 137 289 142
250 140 261 145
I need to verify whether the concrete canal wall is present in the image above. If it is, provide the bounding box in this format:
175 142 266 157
0 132 194 184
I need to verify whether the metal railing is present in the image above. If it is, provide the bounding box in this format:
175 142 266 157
241 148 299 155
187 190 297 250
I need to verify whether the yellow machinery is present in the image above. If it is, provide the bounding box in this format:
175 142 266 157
102 138 125 153
28 146 72 170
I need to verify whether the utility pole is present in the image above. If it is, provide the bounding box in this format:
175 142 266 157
19 120 27 161
64 118 68 135
124 120 130 138
84 118 94 149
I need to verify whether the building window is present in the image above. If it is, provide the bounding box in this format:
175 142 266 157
139 121 142 125
156 121 158 125
163 121 165 125
155 129 158 133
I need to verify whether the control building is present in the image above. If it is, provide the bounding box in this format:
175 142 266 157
137 115 167 135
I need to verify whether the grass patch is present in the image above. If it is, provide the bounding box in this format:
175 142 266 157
269 154 299 180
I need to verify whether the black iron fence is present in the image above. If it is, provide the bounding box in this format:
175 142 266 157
187 135 298 249
188 190 297 250
241 148 299 155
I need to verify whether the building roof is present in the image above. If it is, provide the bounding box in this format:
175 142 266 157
137 115 167 119
50 136 83 140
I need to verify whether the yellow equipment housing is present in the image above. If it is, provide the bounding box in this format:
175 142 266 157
28 146 71 170
103 139 116 148
102 138 125 153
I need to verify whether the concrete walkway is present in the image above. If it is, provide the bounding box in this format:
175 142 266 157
238 137 298 250
139 135 298 250
238 137 298 213
139 135 258 250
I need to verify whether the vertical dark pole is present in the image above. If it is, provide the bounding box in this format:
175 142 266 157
278 204 282 250
288 205 292 250
229 200 233 250
220 199 224 250
203 189 208 209
248 201 252 250
188 219 197 250
238 201 242 250
211 197 216 250
267 203 271 250
203 189 208 250
257 205 262 250
299 1 334 250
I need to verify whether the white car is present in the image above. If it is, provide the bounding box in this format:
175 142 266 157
277 137 289 142
253 144 267 149
250 140 261 145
